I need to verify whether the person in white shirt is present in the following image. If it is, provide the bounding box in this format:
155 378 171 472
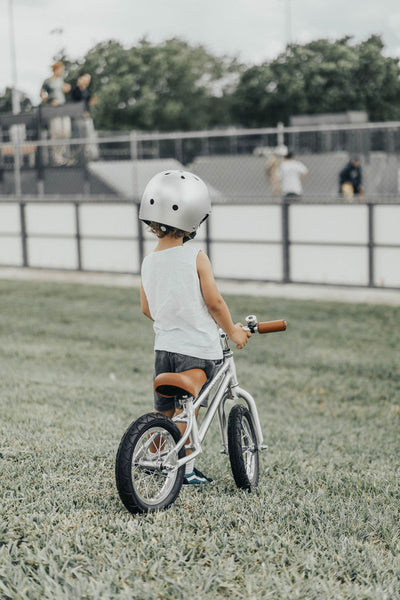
278 151 309 199
139 170 251 485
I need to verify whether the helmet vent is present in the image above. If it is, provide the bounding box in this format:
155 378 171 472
172 204 179 211
165 172 171 175
150 199 155 205
181 175 185 179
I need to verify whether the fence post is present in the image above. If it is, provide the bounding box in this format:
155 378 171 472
277 122 285 147
368 202 374 287
282 201 290 283
75 201 82 271
175 138 183 164
19 201 28 267
11 125 22 197
130 131 138 160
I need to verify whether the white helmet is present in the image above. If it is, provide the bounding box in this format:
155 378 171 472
139 170 211 232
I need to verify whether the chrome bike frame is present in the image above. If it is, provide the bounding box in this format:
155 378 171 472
162 331 267 472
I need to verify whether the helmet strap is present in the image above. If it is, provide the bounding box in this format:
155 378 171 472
183 232 197 243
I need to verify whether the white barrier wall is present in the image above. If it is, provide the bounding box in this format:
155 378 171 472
289 205 369 285
374 205 400 287
210 205 282 280
0 201 399 288
80 205 138 272
0 203 22 265
26 204 77 269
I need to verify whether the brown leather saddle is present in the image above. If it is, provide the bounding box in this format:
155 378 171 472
154 369 207 399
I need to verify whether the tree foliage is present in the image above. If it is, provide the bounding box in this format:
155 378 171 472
0 87 33 114
1 35 399 130
64 38 241 131
232 35 400 126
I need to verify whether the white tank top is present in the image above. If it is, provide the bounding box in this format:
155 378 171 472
141 245 223 360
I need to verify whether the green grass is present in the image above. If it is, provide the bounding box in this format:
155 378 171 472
1 279 399 599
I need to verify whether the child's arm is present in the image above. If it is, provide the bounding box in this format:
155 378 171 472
197 251 251 349
140 284 154 321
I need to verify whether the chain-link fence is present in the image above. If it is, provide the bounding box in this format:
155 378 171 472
128 123 400 201
0 107 400 201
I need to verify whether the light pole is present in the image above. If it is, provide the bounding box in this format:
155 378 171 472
8 0 20 114
8 0 23 198
283 0 293 47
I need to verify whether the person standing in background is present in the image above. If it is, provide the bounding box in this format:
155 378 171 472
40 61 71 165
278 151 309 200
71 73 97 117
71 72 99 160
264 145 288 196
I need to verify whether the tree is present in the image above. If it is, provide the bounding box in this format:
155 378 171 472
2 34 400 131
355 35 400 122
231 35 400 127
0 87 33 114
65 38 241 131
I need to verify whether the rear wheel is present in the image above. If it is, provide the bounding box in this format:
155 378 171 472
228 404 259 490
115 413 185 514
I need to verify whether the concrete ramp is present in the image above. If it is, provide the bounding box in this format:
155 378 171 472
88 159 184 199
190 155 273 200
88 158 225 201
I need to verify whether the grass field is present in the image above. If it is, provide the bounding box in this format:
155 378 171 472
1 278 399 600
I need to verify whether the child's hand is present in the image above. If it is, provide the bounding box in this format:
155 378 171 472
229 323 252 349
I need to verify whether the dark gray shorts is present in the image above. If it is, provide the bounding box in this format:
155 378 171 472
153 350 223 412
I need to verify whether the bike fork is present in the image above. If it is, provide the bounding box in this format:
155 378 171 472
233 386 267 451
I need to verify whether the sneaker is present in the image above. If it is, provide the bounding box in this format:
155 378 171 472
183 467 213 485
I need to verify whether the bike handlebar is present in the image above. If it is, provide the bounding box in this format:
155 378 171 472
244 315 287 334
257 319 287 334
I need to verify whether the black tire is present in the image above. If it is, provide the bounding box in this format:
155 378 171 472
115 413 185 514
228 404 259 490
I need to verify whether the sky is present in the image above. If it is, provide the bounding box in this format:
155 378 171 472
1 0 400 104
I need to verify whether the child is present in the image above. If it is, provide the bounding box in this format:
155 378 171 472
139 170 251 484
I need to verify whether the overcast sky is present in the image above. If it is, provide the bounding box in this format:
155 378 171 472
1 0 400 103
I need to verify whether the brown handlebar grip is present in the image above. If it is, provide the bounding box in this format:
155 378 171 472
257 319 287 334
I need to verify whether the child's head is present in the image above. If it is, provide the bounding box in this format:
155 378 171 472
146 222 190 239
139 170 211 240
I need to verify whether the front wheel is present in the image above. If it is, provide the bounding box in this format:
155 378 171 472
228 404 259 490
115 413 185 514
